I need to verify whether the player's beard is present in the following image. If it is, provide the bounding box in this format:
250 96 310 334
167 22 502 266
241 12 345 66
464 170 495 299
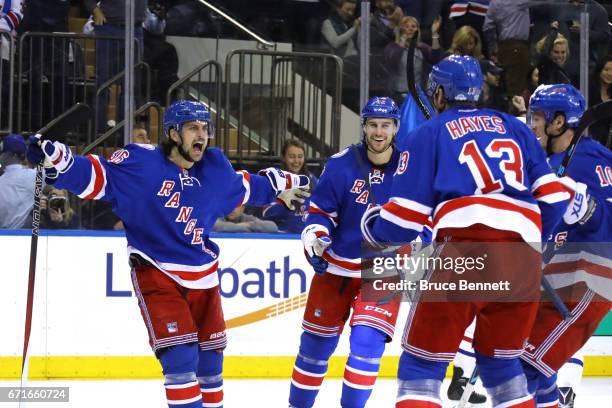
366 135 393 154
177 143 195 163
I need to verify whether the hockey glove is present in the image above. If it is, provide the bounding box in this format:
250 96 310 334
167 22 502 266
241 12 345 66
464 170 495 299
260 167 310 192
559 176 597 225
26 135 74 173
302 224 332 275
277 188 311 211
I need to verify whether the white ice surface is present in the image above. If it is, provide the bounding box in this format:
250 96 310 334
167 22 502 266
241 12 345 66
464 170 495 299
1 377 611 407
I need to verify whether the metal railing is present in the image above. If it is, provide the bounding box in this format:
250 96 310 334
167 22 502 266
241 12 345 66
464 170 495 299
17 32 142 137
93 60 150 141
0 32 15 133
224 49 342 166
83 101 163 155
166 60 222 139
194 0 276 49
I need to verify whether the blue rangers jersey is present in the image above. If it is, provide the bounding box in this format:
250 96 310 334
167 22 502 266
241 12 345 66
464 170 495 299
47 144 276 289
372 106 570 245
306 144 419 277
544 137 612 300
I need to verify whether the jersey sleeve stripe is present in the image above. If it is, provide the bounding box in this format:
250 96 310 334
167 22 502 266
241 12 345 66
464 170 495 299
530 173 558 191
79 154 107 199
382 200 431 226
237 170 251 205
532 179 572 204
323 250 361 271
308 201 339 226
389 197 433 215
379 208 425 232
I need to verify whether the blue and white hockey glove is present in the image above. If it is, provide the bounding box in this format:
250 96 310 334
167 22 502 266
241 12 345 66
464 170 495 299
302 224 332 275
559 176 597 225
26 135 74 174
260 167 310 191
260 167 311 210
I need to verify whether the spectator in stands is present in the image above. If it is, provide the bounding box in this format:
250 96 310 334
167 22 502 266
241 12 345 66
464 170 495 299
520 65 540 109
552 0 610 84
369 0 401 52
0 133 35 229
321 0 361 111
321 0 359 58
479 59 507 111
262 139 315 234
588 55 612 147
384 15 443 102
164 0 213 37
142 0 179 105
395 0 444 45
18 0 71 129
84 0 146 132
0 0 23 129
369 0 402 98
373 0 404 33
448 0 490 56
534 27 572 85
286 0 328 46
132 124 151 144
40 186 77 229
448 25 484 60
483 0 531 98
213 205 278 233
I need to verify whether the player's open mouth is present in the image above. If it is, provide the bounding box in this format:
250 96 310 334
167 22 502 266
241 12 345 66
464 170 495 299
193 142 204 152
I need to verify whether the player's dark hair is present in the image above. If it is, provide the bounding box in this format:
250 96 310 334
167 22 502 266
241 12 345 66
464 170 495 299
161 131 176 157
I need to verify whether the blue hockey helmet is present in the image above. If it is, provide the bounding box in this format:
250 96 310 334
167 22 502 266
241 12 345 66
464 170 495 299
361 96 401 126
163 100 214 138
426 55 483 102
528 84 586 128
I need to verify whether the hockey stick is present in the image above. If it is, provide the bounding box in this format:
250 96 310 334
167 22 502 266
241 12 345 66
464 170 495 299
20 103 92 403
406 31 432 120
456 366 479 408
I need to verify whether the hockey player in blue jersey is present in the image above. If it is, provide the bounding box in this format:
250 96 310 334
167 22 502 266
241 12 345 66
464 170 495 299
361 55 571 408
26 100 309 408
520 84 612 408
287 96 409 408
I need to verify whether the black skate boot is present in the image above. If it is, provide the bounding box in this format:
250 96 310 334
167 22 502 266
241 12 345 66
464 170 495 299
447 366 487 404
558 387 576 408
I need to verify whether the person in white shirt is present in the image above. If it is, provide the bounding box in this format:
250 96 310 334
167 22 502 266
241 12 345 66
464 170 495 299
0 133 35 229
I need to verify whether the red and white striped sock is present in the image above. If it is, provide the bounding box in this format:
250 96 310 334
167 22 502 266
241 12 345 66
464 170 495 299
165 380 202 407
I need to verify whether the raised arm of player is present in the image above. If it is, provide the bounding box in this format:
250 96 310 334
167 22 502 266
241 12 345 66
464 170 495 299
26 137 129 203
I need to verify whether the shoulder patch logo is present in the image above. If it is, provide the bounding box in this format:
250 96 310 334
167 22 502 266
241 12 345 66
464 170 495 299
109 149 129 164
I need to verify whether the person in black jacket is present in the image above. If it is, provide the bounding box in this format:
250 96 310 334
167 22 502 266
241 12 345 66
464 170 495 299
534 24 573 86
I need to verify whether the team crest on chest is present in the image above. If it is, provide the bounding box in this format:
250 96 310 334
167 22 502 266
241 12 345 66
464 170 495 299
370 168 384 184
179 170 201 189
